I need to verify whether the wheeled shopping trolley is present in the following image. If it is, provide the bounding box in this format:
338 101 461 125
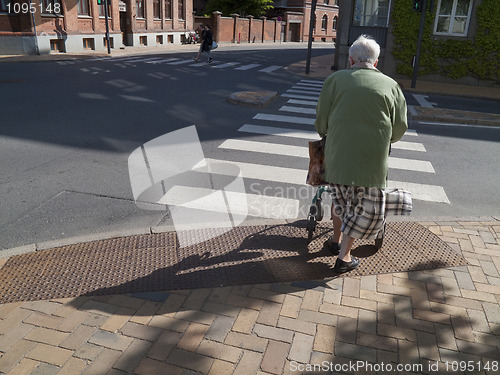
306 185 385 249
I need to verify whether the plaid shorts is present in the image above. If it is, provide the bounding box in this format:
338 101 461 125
330 184 386 240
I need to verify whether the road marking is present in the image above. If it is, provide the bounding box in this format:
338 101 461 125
146 58 179 64
123 57 162 63
160 186 299 219
287 99 318 106
239 124 320 140
279 106 316 115
286 89 320 96
419 121 500 130
259 65 282 73
388 180 450 203
392 141 426 152
253 113 315 125
195 158 449 203
234 63 261 70
299 79 323 84
167 59 194 65
220 139 433 172
388 157 434 173
282 93 320 100
196 158 306 185
220 139 309 158
212 62 240 69
291 86 322 93
412 94 436 108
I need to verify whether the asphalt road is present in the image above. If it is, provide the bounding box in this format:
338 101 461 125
1 44 499 253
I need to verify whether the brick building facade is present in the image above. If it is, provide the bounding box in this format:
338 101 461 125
0 0 193 54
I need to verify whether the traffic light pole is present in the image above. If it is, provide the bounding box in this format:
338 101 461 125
104 0 111 54
411 0 427 88
305 0 318 74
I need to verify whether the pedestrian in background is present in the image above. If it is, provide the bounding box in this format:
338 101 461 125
193 24 213 63
314 34 408 274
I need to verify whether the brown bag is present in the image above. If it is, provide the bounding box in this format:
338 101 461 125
306 137 327 186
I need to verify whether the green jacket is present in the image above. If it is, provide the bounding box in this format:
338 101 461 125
314 67 408 188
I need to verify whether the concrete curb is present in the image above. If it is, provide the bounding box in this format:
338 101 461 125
227 91 278 108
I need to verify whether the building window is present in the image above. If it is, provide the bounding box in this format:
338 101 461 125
98 1 111 16
153 0 160 18
178 0 184 20
353 0 390 27
324 0 329 4
164 0 171 18
77 0 89 15
136 0 144 18
434 0 473 36
39 0 62 15
333 16 338 30
321 15 328 30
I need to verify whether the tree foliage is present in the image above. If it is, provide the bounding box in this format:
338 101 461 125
205 0 274 17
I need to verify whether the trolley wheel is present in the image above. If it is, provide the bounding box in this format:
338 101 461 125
374 223 386 250
306 215 316 242
314 198 324 221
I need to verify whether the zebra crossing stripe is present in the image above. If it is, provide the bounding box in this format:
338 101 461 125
259 65 282 73
220 139 308 158
167 59 193 65
392 141 426 152
282 93 320 100
279 106 316 115
235 63 261 70
287 99 318 106
195 158 448 203
388 180 450 203
286 89 320 96
292 86 322 92
299 79 323 84
146 58 179 64
220 139 434 173
124 57 162 63
239 124 320 140
212 62 240 69
160 186 299 219
197 158 307 185
253 113 315 125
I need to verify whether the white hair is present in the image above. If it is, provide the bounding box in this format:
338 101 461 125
349 35 380 65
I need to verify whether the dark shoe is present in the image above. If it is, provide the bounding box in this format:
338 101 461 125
323 238 340 255
334 257 360 274
207 57 213 64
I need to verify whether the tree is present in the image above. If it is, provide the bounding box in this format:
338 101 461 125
205 0 274 17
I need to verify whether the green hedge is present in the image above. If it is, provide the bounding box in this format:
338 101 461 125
391 0 500 81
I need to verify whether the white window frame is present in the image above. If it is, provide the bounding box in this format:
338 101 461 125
433 0 474 36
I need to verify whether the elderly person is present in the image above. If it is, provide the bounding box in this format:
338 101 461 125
314 34 408 274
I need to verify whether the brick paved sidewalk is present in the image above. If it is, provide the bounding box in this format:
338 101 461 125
0 219 499 375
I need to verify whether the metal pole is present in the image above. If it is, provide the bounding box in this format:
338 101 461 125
104 0 111 54
305 0 318 74
411 0 427 88
30 11 40 55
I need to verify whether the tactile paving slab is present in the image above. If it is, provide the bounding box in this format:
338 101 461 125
0 222 467 303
